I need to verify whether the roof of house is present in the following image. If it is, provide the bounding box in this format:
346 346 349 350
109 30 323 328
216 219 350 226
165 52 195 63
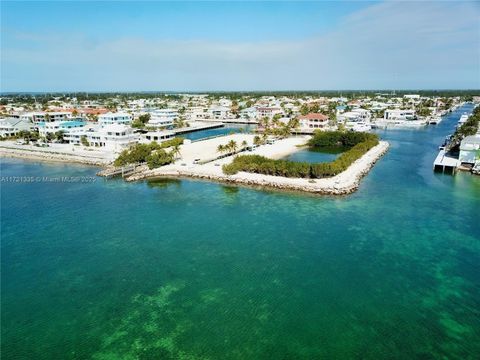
256 107 281 111
461 135 480 146
299 113 329 121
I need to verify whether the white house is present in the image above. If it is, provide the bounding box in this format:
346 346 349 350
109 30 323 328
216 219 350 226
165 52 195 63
100 124 139 151
64 124 139 152
339 109 372 132
142 130 175 143
0 118 34 137
339 109 371 123
20 112 71 123
384 109 417 121
218 99 233 107
240 107 258 120
209 106 231 120
459 135 480 165
404 94 420 100
38 120 86 137
98 112 133 126
256 107 282 119
185 107 208 120
147 109 178 128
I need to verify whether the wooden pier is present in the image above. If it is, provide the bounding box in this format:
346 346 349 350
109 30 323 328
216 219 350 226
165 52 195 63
97 163 140 178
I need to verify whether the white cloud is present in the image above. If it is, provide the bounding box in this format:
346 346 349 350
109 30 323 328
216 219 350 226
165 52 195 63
1 1 479 91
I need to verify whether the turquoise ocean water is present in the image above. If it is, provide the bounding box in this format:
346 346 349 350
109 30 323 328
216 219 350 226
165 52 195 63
1 104 479 359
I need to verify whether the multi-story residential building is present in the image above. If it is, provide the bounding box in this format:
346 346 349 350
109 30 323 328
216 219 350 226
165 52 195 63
298 113 329 131
256 107 282 119
98 112 133 126
240 107 258 120
339 109 371 123
38 120 86 137
209 106 231 119
20 112 71 123
0 118 34 137
64 124 139 152
383 109 417 121
147 109 178 128
142 130 175 143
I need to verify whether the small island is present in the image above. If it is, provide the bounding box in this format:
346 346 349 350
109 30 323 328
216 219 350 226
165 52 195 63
122 131 389 195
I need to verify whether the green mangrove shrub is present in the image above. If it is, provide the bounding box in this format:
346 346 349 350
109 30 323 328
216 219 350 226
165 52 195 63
114 137 184 168
223 131 379 178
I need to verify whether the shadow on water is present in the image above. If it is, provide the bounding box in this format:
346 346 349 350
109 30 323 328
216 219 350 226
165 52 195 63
146 178 182 189
221 185 240 195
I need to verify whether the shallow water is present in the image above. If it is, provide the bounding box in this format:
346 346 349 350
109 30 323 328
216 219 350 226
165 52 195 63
1 104 479 359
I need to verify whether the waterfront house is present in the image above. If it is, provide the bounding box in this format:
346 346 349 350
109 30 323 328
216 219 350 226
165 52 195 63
147 109 177 128
339 109 371 123
64 124 139 152
38 120 86 137
100 124 139 151
459 135 480 165
98 112 133 127
142 130 175 143
298 113 329 132
209 106 231 120
0 118 34 137
240 107 258 120
384 109 417 121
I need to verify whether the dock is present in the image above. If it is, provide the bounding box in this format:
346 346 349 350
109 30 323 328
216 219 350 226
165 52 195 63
173 122 224 135
196 118 259 125
433 149 459 174
97 163 141 178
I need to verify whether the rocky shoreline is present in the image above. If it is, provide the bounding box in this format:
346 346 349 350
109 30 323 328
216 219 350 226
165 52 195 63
126 141 389 195
0 146 109 166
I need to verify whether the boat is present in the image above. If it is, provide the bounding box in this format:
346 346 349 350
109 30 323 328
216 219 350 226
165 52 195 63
458 114 469 126
345 121 372 132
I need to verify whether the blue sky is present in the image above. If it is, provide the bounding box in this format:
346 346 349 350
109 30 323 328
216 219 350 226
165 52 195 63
1 1 479 91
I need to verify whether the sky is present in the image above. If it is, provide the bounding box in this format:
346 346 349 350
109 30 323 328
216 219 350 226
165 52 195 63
1 1 479 92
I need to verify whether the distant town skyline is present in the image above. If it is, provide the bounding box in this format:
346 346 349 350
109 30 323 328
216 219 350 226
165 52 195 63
1 1 479 92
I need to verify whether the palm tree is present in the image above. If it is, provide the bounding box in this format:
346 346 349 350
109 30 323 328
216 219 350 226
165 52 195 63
217 144 225 155
241 140 248 149
227 140 238 155
288 117 300 132
253 135 262 146
171 144 181 160
259 117 270 131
